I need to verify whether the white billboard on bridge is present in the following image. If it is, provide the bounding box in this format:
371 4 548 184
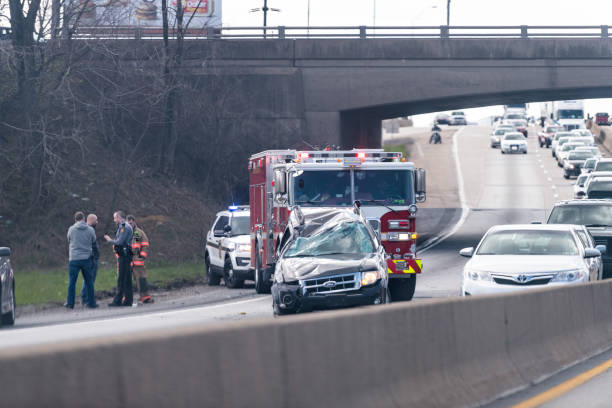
75 0 221 33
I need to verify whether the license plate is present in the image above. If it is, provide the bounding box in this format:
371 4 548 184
511 146 518 151
395 261 407 270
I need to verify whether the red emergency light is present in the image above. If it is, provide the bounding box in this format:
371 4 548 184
356 152 366 159
299 152 310 159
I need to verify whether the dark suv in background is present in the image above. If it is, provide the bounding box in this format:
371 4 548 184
547 200 612 278
0 247 15 326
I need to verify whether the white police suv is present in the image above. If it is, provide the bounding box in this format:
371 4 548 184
204 206 253 288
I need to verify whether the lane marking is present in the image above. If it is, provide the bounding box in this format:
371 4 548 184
547 177 552 182
511 357 612 408
552 185 557 190
420 127 470 254
416 142 425 158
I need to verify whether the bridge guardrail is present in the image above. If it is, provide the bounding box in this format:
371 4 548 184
73 25 612 40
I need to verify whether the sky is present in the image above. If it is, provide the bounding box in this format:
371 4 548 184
221 0 612 126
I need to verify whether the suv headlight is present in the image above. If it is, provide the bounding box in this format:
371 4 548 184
361 270 381 286
464 269 491 282
551 269 586 282
237 244 251 252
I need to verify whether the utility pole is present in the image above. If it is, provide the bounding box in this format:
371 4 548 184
447 0 451 26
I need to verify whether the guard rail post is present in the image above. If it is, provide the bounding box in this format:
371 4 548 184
602 25 609 38
440 25 449 38
278 26 285 39
359 26 366 39
521 25 528 38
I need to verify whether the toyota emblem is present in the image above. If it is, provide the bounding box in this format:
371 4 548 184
517 274 528 283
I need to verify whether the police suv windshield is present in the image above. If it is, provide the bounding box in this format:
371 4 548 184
230 216 250 235
292 169 414 206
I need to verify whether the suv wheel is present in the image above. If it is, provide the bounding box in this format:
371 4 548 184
224 258 244 289
205 253 221 286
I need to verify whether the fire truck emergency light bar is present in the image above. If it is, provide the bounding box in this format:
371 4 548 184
295 149 404 164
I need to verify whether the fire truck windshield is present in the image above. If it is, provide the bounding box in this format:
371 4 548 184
291 169 414 206
354 170 414 205
293 170 352 206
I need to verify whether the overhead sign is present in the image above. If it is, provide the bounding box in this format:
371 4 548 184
76 0 221 30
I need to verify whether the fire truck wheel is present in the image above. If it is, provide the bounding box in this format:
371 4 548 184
224 258 244 289
254 250 271 294
205 253 221 286
388 278 416 302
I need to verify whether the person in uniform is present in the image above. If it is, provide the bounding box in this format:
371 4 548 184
104 210 134 307
127 215 153 303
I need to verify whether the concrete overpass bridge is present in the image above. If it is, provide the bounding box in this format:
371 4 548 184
115 25 612 148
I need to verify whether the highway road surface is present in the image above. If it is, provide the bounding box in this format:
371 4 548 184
3 125 577 347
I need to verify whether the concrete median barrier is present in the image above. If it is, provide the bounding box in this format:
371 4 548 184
3 281 612 407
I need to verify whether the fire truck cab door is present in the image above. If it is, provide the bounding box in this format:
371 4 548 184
209 215 229 267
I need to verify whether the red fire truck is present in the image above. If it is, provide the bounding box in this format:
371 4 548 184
248 149 426 301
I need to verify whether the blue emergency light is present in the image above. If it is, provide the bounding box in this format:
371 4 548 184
228 205 239 212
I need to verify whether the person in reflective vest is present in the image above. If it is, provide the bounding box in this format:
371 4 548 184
127 215 153 303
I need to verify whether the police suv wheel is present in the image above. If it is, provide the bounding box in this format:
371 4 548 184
205 253 221 286
1 282 15 326
224 258 244 289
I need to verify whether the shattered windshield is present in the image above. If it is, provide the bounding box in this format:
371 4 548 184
284 221 375 257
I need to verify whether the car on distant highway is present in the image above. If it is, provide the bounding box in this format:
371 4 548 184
0 247 15 326
490 127 511 148
586 177 612 199
593 158 612 172
500 132 527 154
582 158 598 174
595 112 609 126
551 132 574 157
271 207 388 316
450 111 467 126
538 125 564 148
563 150 593 179
204 206 253 288
434 113 451 125
548 200 612 278
574 174 589 199
460 224 603 296
511 119 528 137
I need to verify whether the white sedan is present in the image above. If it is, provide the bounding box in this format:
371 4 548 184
500 132 527 154
460 224 604 296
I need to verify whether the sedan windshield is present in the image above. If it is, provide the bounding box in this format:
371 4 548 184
549 204 612 226
573 130 591 137
504 134 524 140
505 114 523 120
594 162 612 172
555 133 572 140
494 130 507 136
477 230 578 256
230 216 250 235
283 222 374 257
546 126 564 133
568 151 592 160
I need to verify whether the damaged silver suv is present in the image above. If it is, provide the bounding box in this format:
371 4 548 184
272 206 389 316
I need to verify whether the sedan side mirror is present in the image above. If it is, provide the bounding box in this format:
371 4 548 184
0 247 10 257
585 248 602 258
459 247 474 258
596 244 607 255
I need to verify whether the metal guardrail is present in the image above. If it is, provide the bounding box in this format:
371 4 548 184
62 25 612 40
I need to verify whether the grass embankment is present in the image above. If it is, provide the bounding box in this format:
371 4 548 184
16 263 205 306
383 144 410 159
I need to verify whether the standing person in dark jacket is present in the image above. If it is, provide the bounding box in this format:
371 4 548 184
81 214 99 306
104 210 134 307
66 211 98 309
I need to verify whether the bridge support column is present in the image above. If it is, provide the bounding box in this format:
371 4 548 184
340 111 382 149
